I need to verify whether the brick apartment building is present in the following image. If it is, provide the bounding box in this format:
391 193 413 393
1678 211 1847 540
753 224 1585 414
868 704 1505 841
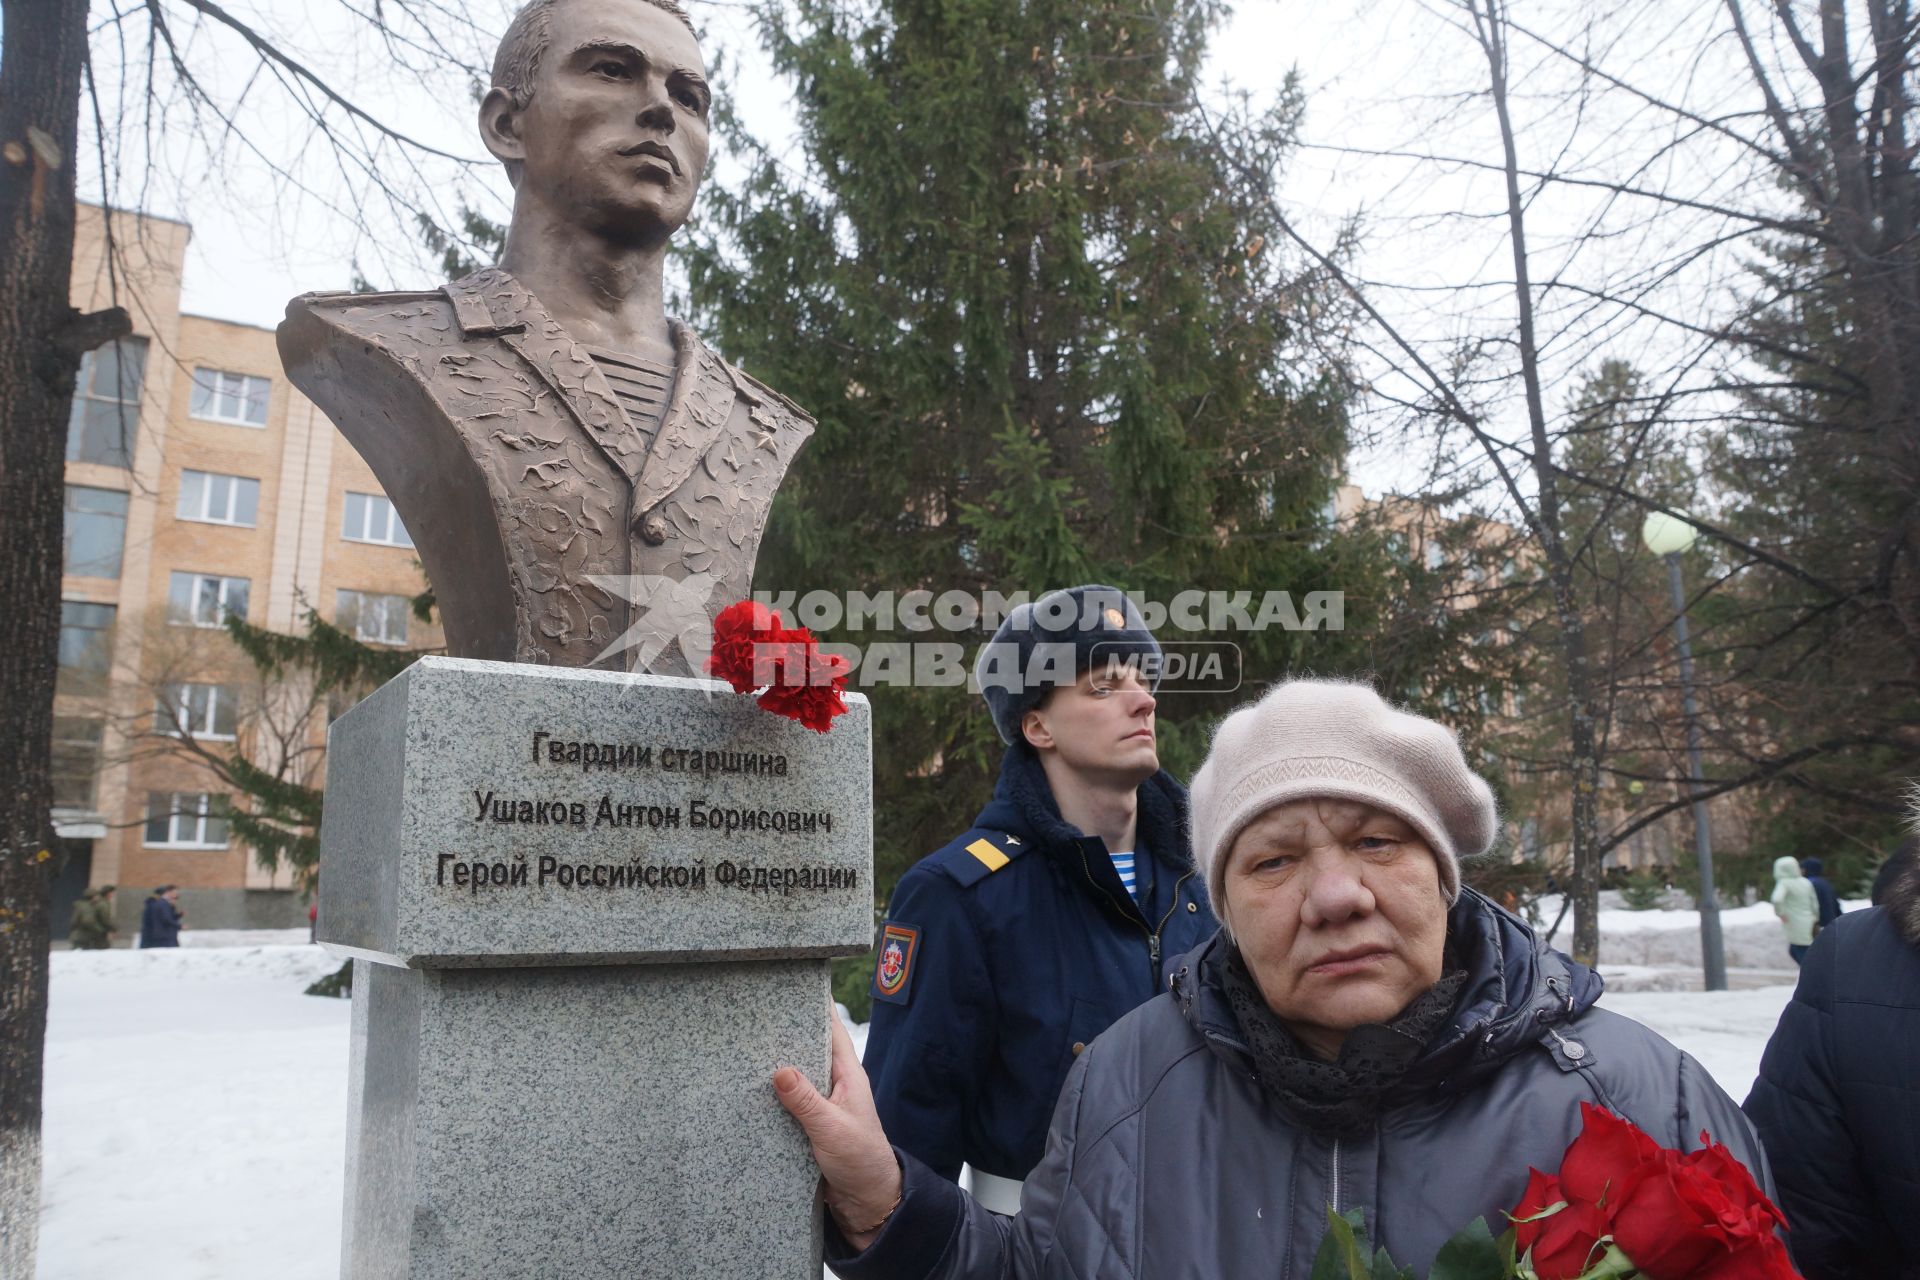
53 205 441 939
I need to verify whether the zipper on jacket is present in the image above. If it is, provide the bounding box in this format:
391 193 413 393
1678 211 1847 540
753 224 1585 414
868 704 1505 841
1078 846 1195 984
1330 1137 1342 1214
1144 869 1195 981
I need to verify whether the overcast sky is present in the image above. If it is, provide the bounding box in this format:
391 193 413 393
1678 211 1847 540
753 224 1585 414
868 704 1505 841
128 0 1403 327
83 0 1791 504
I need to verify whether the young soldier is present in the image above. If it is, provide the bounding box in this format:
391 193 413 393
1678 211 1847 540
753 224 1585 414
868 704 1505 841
862 584 1218 1212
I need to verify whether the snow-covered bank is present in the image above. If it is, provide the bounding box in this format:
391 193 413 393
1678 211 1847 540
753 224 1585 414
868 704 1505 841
1534 896 1869 972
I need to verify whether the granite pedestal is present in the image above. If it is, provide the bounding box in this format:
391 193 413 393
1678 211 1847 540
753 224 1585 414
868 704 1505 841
319 658 872 1279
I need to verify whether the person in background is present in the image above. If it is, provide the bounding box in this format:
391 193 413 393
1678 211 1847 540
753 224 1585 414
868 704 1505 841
67 885 116 950
1769 855 1816 965
1746 792 1920 1279
860 585 1216 1213
139 885 183 949
1799 856 1843 932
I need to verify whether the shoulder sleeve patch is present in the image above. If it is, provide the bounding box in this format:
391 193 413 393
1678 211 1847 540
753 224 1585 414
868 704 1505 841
871 922 921 1005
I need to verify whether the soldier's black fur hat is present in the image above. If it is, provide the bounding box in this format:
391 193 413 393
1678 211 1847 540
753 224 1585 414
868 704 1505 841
973 584 1162 744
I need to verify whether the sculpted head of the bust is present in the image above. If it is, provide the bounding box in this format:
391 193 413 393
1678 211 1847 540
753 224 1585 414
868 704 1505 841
480 0 710 250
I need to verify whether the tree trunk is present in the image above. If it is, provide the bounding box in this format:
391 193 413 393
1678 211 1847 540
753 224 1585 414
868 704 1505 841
0 1 129 1271
1472 0 1606 965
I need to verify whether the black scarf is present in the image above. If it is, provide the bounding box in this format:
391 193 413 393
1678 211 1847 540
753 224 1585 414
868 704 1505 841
1221 946 1466 1135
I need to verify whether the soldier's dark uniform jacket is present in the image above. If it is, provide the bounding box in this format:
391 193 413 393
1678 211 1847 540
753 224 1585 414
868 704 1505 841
864 742 1218 1183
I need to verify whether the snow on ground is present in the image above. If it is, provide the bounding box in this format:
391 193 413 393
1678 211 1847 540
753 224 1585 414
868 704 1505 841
1591 898 1868 936
1597 986 1793 1102
38 912 1810 1278
179 927 314 949
1531 895 1867 972
38 944 350 1280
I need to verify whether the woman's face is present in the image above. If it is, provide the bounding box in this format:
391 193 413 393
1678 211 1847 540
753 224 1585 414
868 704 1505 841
1223 798 1449 1059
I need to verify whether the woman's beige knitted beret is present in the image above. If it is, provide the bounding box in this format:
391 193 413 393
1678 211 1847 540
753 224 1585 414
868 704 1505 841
1189 679 1498 919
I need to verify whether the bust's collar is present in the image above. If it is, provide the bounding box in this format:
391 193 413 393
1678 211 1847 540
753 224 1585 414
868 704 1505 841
442 268 710 365
443 267 533 337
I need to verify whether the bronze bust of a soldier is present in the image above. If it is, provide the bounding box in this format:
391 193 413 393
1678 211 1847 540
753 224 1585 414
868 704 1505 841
278 0 810 675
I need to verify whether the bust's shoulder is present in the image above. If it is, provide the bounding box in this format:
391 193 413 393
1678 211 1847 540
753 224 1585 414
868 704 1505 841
283 287 458 340
718 356 816 432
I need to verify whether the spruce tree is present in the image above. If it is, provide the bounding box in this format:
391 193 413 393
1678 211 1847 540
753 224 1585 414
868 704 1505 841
219 602 428 884
1711 239 1920 886
217 597 433 996
686 0 1490 1008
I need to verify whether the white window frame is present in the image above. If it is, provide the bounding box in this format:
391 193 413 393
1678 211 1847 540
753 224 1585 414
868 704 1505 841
189 368 271 427
342 492 413 548
156 682 239 741
143 792 230 849
169 572 251 629
337 589 410 645
177 470 260 528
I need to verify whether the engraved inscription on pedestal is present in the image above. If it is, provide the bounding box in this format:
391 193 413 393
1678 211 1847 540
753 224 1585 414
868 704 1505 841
320 657 873 966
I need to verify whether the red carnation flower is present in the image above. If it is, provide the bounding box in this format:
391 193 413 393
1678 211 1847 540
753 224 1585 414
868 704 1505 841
707 600 783 694
707 600 851 733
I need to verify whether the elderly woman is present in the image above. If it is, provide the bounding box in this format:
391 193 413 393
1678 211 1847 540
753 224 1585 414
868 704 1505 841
778 680 1773 1277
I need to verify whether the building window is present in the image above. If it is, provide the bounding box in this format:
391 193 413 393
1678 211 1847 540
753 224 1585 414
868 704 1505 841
336 589 410 645
57 601 117 696
67 337 147 468
155 682 239 740
168 572 250 628
63 486 129 578
188 368 270 427
342 492 413 547
143 792 230 848
51 717 105 810
177 470 260 527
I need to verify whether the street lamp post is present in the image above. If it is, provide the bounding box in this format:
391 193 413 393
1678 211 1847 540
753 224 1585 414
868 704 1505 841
1641 511 1728 992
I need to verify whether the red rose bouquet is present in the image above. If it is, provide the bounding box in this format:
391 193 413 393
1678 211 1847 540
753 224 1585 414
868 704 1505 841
1310 1103 1797 1279
706 600 851 733
1509 1103 1795 1279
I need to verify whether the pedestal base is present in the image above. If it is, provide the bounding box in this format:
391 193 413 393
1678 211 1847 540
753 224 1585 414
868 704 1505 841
341 958 829 1279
